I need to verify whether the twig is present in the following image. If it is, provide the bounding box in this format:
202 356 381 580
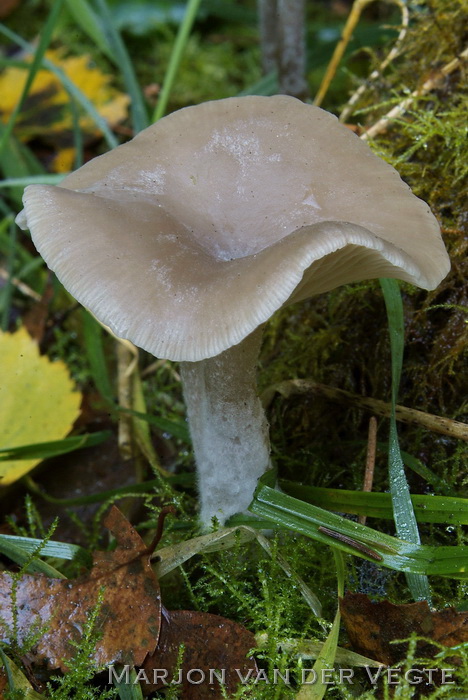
148 505 177 556
339 0 409 122
261 379 468 441
117 340 137 461
0 267 41 301
358 416 377 525
141 358 180 382
361 46 468 140
314 0 375 107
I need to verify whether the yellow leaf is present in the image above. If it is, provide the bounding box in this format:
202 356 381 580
0 327 82 485
51 147 77 174
0 49 130 171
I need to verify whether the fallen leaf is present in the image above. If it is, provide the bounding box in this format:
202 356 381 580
0 326 82 485
141 609 258 698
0 0 20 20
0 49 130 172
0 507 161 669
0 507 258 696
340 592 468 665
22 278 54 343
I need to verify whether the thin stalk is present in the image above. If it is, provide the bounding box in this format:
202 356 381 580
358 416 377 525
340 0 409 122
314 0 374 107
262 378 468 441
361 46 468 140
0 25 119 149
69 97 84 170
152 0 203 122
0 175 65 188
117 340 135 461
1 219 16 331
297 550 344 699
0 0 65 158
93 0 149 134
64 0 114 61
380 278 431 602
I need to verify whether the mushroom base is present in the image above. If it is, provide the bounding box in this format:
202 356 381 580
180 328 271 525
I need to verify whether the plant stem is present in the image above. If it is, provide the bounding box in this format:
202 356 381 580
314 0 374 107
153 0 203 122
262 379 468 441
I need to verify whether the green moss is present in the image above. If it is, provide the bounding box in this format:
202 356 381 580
150 27 261 112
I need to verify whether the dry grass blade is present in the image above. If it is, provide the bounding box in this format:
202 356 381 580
339 0 409 122
361 47 468 140
315 0 408 108
262 379 468 441
0 267 41 301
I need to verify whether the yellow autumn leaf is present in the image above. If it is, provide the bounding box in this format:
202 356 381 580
0 327 82 485
0 48 130 172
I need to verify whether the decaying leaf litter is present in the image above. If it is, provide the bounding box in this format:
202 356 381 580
0 0 467 698
0 507 258 698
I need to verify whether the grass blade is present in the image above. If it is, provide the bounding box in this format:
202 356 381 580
238 70 278 96
400 449 457 496
279 482 468 525
0 651 46 699
118 407 190 443
0 175 66 188
152 0 203 122
69 95 84 170
0 25 119 150
25 474 194 507
0 431 111 461
113 667 144 699
380 278 431 601
0 544 64 577
0 534 84 561
250 483 468 578
0 121 45 207
1 218 16 331
64 0 114 61
0 0 65 158
296 550 345 699
0 521 68 576
82 309 115 406
93 0 148 134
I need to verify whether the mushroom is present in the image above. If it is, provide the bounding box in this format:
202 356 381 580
16 96 450 525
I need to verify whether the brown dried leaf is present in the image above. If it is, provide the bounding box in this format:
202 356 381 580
340 592 468 665
0 507 161 671
141 610 258 698
0 0 20 20
0 667 7 695
21 279 54 344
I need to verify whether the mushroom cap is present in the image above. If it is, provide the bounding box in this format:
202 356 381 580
18 96 450 361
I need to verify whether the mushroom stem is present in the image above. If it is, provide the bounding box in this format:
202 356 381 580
180 327 271 525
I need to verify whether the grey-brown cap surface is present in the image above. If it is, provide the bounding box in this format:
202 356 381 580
17 96 450 362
